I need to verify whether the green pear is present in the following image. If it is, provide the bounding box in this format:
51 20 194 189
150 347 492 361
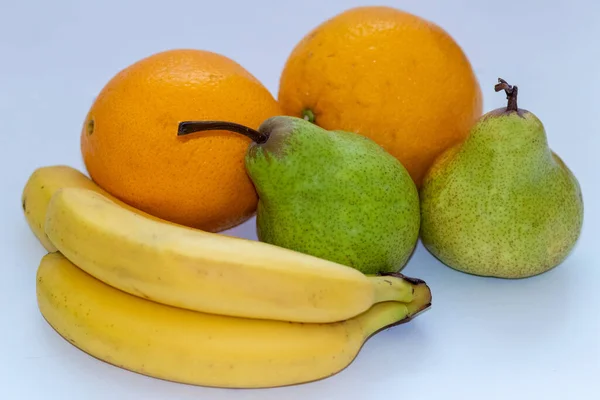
420 79 584 278
178 116 420 275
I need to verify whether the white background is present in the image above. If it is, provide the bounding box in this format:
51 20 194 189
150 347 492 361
1 0 599 399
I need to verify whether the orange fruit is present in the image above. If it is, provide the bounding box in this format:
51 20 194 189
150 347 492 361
81 49 281 232
278 6 482 187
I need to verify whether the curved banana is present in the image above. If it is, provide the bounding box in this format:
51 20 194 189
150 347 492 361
22 166 100 252
21 165 181 252
45 187 426 323
37 253 431 388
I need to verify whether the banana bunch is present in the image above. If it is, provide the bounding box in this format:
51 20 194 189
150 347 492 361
23 165 432 388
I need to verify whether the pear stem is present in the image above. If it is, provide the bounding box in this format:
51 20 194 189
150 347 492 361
177 121 269 144
494 78 518 112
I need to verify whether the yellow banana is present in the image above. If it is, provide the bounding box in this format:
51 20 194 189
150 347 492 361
22 165 181 252
22 165 99 252
37 253 431 388
45 187 426 323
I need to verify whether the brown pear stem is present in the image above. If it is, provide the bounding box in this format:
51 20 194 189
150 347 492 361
177 121 269 144
494 78 518 112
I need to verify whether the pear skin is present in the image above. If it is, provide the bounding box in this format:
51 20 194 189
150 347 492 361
246 117 420 275
420 79 584 278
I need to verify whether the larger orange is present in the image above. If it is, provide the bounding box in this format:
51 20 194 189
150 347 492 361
81 49 281 232
278 6 483 187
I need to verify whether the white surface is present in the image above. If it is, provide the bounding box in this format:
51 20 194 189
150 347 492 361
1 0 599 398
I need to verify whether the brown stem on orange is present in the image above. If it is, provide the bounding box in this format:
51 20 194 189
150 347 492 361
302 109 315 123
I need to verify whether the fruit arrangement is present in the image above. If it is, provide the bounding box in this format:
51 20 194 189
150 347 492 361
21 5 583 390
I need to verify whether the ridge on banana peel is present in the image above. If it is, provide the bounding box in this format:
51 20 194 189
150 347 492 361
37 253 432 389
26 165 431 323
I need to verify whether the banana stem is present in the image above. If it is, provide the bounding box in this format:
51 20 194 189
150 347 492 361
177 121 269 144
358 302 410 337
370 275 414 303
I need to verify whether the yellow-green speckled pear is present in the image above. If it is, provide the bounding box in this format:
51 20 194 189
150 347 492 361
420 79 583 278
177 116 420 275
